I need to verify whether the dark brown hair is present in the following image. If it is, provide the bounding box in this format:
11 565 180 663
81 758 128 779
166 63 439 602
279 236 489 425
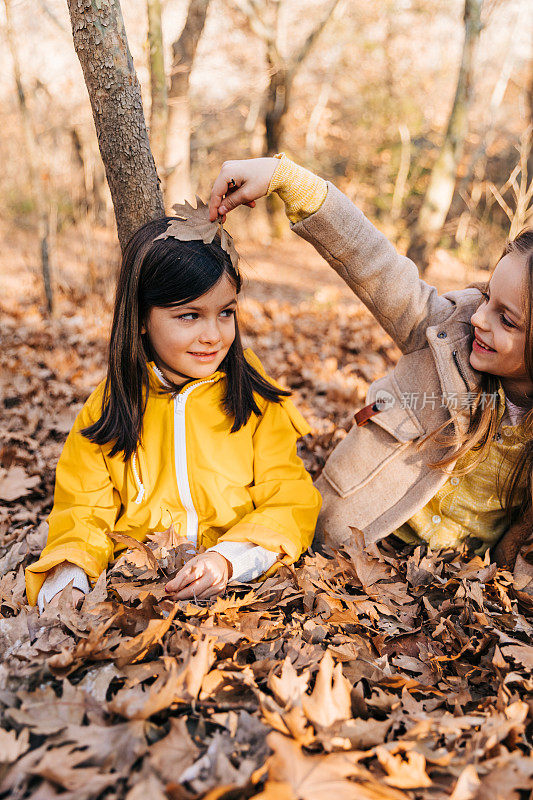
419 228 533 521
82 217 289 460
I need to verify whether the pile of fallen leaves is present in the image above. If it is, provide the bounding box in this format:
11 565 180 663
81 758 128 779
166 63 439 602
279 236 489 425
1 245 533 798
1 526 533 799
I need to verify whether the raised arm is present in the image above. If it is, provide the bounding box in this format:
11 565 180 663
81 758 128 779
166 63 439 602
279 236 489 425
209 154 455 354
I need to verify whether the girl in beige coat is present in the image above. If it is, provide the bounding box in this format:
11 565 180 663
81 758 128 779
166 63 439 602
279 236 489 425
208 155 533 569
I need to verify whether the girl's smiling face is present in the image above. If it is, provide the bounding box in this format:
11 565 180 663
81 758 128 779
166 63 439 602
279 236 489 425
142 274 237 384
469 252 533 400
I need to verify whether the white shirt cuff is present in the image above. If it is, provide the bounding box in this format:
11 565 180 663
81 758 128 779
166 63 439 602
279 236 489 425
208 541 278 583
37 561 90 613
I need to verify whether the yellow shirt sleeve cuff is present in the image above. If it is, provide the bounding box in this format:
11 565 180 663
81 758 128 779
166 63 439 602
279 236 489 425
267 152 328 224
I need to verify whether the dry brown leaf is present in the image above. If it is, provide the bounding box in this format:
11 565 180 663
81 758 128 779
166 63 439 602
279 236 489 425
0 729 30 764
266 732 407 800
107 658 183 719
302 651 352 729
155 197 239 270
109 531 166 577
184 635 216 700
253 780 295 800
375 746 432 789
149 717 199 783
0 466 39 501
125 769 168 800
113 604 179 667
501 643 533 669
449 765 480 800
268 656 310 707
146 523 186 552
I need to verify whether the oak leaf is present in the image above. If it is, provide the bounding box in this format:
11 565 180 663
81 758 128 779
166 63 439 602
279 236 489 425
302 650 352 729
0 466 39 501
109 531 166 577
148 717 199 784
268 656 310 707
375 746 432 789
266 732 406 800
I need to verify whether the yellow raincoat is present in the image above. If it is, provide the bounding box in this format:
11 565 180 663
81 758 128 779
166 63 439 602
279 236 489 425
25 351 321 606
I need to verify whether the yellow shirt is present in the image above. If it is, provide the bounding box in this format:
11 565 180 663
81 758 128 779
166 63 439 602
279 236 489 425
268 152 328 223
267 155 530 551
395 386 530 551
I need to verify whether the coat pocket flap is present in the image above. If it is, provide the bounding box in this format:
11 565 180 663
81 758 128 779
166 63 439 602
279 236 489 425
365 375 425 442
322 421 413 499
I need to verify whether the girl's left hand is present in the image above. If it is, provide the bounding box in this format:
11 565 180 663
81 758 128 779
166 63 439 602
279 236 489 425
164 552 232 600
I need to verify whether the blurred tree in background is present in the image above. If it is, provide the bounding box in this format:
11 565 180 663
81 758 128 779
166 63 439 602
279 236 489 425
0 0 531 297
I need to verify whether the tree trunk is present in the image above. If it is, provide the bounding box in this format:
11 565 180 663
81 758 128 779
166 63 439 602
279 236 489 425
244 0 341 237
66 0 165 253
147 0 168 175
264 53 290 157
4 0 54 314
165 0 210 205
407 0 483 273
263 48 290 236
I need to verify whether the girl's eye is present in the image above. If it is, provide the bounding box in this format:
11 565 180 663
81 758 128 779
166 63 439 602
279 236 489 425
479 292 515 328
176 313 198 321
220 308 236 318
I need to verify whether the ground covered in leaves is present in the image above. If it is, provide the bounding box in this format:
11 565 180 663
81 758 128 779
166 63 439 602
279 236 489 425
1 229 533 799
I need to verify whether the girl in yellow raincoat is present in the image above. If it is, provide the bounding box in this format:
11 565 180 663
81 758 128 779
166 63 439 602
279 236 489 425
26 207 321 612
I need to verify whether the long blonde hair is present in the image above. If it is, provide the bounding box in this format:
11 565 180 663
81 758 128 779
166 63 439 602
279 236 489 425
418 229 533 521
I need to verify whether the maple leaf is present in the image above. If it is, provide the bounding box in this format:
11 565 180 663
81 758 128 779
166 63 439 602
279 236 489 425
154 196 239 270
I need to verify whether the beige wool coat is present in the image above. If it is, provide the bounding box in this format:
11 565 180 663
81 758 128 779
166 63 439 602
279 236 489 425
291 182 494 551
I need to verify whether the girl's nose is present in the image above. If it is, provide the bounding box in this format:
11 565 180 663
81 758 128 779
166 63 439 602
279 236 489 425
198 321 221 344
471 306 488 330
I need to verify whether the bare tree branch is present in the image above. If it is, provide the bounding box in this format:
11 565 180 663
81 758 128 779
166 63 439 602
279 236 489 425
287 0 341 78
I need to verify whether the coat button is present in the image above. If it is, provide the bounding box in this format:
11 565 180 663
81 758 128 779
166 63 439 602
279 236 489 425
450 476 460 485
432 514 441 524
437 331 447 339
503 429 513 437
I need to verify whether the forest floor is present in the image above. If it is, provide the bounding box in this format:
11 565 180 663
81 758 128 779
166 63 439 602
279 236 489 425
1 222 532 800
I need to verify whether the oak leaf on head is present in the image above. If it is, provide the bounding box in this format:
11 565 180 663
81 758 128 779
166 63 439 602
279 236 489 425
154 196 239 271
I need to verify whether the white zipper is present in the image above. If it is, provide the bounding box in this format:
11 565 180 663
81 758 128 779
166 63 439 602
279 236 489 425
173 379 215 545
131 452 145 504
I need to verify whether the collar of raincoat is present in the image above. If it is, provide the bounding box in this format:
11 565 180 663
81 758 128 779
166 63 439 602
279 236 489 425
146 360 226 395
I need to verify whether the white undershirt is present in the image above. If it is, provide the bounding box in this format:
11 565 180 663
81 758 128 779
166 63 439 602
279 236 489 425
37 542 277 612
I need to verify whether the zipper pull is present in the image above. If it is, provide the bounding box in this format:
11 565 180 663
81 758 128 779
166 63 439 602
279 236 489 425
175 395 185 415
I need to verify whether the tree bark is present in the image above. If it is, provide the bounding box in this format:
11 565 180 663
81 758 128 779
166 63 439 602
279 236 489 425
165 0 210 205
66 0 165 253
147 0 168 175
407 0 483 273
